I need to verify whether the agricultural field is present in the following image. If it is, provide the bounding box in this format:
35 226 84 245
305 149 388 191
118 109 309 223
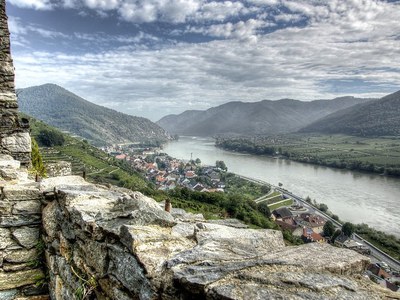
216 134 400 176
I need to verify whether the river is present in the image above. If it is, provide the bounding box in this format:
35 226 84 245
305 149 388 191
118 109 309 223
163 136 400 238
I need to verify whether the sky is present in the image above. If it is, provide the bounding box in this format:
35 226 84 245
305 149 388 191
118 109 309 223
6 0 400 121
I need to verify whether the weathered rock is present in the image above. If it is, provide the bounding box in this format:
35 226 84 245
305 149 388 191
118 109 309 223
0 289 18 300
0 214 41 228
12 227 40 249
0 133 31 154
45 161 72 177
4 248 38 263
0 269 44 290
2 262 31 272
0 228 16 250
120 225 195 279
12 200 41 215
168 223 285 267
2 184 41 201
41 201 59 241
107 244 156 299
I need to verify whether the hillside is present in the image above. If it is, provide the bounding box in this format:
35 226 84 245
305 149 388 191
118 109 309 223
300 90 400 136
18 84 170 146
157 97 374 136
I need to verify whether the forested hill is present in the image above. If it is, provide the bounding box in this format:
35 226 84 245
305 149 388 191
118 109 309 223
18 84 170 146
157 96 373 136
300 90 400 137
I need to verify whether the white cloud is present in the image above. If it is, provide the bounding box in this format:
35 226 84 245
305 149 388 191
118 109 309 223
189 19 270 41
9 0 400 120
9 0 53 10
192 1 246 22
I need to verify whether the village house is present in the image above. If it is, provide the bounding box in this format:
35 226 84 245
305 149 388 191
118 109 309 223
295 213 326 233
301 228 325 243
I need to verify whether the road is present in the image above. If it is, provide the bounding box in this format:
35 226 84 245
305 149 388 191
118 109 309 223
237 175 400 272
279 188 400 272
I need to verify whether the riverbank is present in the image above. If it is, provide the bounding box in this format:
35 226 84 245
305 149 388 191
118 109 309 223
237 174 400 270
215 134 400 177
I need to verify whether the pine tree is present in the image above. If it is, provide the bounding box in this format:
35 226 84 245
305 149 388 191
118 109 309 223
31 138 47 177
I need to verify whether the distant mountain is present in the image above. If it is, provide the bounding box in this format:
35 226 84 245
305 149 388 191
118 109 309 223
157 97 374 136
18 84 170 146
300 90 400 136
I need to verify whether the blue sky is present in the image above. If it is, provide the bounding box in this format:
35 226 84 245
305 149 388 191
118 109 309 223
7 0 400 121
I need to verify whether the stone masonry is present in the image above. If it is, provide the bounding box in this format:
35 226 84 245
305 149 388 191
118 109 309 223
0 155 47 299
0 0 31 167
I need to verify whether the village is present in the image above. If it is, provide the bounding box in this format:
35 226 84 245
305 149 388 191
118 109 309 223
103 143 400 293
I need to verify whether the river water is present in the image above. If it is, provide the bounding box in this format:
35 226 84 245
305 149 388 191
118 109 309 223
163 136 400 237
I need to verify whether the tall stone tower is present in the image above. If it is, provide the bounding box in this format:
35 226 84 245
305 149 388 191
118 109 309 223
0 0 31 166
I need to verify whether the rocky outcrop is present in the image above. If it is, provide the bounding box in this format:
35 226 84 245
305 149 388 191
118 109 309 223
39 174 398 299
0 0 31 167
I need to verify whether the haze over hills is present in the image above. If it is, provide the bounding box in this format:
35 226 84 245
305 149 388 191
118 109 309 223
18 84 170 146
300 90 400 137
157 97 375 136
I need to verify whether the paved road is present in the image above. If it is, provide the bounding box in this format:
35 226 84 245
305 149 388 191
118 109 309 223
279 188 400 272
238 176 400 272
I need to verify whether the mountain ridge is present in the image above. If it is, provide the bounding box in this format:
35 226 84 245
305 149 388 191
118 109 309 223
18 83 171 146
300 90 400 136
157 96 375 136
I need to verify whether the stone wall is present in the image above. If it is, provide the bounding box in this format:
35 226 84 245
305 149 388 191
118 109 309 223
38 174 398 299
45 161 72 178
0 155 47 299
0 0 31 167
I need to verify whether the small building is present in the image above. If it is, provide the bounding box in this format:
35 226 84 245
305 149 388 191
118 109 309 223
301 228 325 243
272 207 293 220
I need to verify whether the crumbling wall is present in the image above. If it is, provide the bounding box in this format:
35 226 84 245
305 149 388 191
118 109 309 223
0 0 31 167
0 155 47 299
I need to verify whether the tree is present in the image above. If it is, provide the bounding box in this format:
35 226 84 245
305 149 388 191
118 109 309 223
319 203 329 212
216 160 227 171
342 222 355 237
31 138 46 177
331 229 342 242
195 158 201 164
257 202 271 218
323 220 335 237
260 185 270 194
37 129 65 147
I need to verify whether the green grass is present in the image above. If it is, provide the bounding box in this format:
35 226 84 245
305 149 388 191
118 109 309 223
268 199 293 210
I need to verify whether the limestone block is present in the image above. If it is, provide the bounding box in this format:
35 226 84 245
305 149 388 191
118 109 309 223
0 269 44 291
171 222 195 239
75 239 108 276
4 248 38 263
12 227 40 249
2 184 41 201
0 200 12 215
12 200 42 215
1 132 31 153
107 244 155 299
0 214 41 228
98 277 133 300
0 167 18 180
168 223 285 267
0 228 17 250
42 201 59 240
2 262 31 272
39 175 91 193
0 155 19 169
120 225 195 279
0 289 18 300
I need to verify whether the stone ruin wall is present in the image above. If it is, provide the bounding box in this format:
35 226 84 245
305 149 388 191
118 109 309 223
0 0 31 167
